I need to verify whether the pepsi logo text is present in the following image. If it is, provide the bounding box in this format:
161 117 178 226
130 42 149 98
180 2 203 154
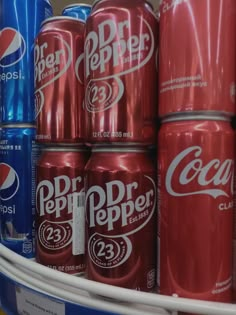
0 28 26 82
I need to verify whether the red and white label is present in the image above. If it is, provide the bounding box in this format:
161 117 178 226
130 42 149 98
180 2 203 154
84 17 155 112
34 37 72 117
165 146 234 202
86 176 156 268
36 175 83 251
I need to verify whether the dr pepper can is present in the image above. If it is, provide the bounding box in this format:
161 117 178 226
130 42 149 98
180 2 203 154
84 0 158 145
36 147 89 274
34 17 85 144
159 0 236 117
85 147 157 291
158 114 234 303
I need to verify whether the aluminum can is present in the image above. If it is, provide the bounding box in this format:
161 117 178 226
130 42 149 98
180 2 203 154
85 147 156 291
84 0 158 145
36 147 89 274
158 114 234 302
62 3 92 21
34 17 85 144
0 0 53 124
159 0 236 117
0 124 39 258
233 240 236 302
233 184 236 302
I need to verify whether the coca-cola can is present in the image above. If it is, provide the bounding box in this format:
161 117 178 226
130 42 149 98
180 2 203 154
158 114 234 302
233 243 236 302
233 187 236 302
84 0 158 145
34 17 85 144
159 0 236 117
36 147 89 274
85 147 157 291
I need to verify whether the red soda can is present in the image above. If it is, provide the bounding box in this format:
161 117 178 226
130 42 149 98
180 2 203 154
158 114 234 302
159 0 236 117
84 0 158 145
233 189 236 302
34 17 85 144
85 147 157 291
36 147 89 274
233 242 236 302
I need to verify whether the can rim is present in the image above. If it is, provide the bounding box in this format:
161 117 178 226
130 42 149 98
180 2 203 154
62 3 92 10
91 147 147 153
92 0 154 11
42 147 88 152
161 112 232 123
0 124 36 129
41 15 85 27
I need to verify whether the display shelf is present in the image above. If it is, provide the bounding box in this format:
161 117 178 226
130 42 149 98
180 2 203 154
0 244 236 315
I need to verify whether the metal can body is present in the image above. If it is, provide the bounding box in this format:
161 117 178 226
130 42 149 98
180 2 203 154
62 3 92 21
84 0 158 145
34 17 85 144
158 116 234 302
0 125 39 258
85 148 157 291
36 147 89 274
0 0 53 124
159 0 236 117
233 187 236 302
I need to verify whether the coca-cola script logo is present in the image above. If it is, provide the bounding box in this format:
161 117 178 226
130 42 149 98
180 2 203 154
86 176 156 235
36 175 82 218
84 17 155 112
165 146 234 198
34 36 72 117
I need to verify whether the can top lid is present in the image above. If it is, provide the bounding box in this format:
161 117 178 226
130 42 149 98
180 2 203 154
42 146 87 152
92 146 147 153
62 3 92 10
161 112 232 123
41 15 85 27
92 0 154 11
1 123 36 129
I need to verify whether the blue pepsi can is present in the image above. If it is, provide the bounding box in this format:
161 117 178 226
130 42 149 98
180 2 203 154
0 0 53 124
62 3 92 21
0 124 40 258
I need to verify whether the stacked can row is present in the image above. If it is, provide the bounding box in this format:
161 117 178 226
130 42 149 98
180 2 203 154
34 0 159 293
34 3 92 279
0 2 91 258
0 0 53 258
2 0 236 307
158 0 236 307
35 1 158 146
